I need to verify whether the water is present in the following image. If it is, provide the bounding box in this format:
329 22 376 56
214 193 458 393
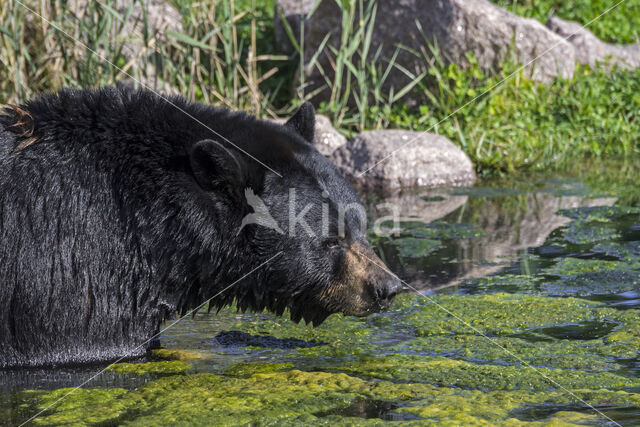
2 165 640 425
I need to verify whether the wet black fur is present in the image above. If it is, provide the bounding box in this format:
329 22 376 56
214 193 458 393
0 88 371 368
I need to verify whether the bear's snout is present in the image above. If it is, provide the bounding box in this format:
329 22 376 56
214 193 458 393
322 241 403 317
374 277 402 311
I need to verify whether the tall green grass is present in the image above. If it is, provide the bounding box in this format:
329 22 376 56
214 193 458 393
379 57 640 175
0 0 285 116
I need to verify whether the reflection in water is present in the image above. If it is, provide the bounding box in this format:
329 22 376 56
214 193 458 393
364 186 616 291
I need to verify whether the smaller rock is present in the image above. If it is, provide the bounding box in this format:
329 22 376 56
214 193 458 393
272 114 346 157
330 130 476 190
546 17 640 70
313 115 347 156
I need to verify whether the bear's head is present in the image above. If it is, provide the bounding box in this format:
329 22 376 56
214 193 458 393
188 103 402 325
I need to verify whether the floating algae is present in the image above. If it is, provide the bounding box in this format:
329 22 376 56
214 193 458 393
541 257 640 297
391 237 443 258
106 360 191 375
388 293 612 336
563 220 620 245
223 362 294 378
337 355 640 391
381 293 640 373
593 241 640 264
151 349 204 361
22 369 640 425
24 371 434 425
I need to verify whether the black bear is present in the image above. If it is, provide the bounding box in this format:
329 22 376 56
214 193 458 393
0 88 401 368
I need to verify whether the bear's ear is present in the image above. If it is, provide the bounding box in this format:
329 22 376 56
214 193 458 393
190 139 247 201
285 102 315 142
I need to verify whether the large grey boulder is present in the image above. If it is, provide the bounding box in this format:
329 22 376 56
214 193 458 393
330 130 476 190
281 0 575 103
546 17 640 70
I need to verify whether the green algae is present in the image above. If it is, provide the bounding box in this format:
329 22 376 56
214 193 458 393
27 371 433 425
544 258 630 276
14 291 640 425
391 237 443 258
563 220 620 245
151 349 204 361
24 369 640 426
396 388 640 426
372 219 485 261
557 206 640 222
106 360 190 375
223 362 294 378
338 355 640 392
213 309 378 359
388 293 609 336
403 221 485 240
466 274 541 293
393 334 624 372
29 388 131 425
378 220 485 240
378 293 640 372
8 178 640 425
593 241 640 264
541 257 640 297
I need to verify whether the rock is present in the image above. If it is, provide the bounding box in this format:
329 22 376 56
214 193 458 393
546 17 640 70
272 114 346 157
330 130 476 190
312 115 347 156
293 0 575 103
274 0 316 55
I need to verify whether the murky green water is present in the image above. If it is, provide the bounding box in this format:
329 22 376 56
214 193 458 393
2 161 640 426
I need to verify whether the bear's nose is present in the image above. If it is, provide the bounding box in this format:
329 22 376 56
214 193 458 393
375 277 403 308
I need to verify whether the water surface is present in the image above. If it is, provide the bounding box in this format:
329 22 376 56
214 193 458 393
2 161 639 425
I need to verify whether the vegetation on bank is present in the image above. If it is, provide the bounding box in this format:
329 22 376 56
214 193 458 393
0 0 638 176
493 0 640 43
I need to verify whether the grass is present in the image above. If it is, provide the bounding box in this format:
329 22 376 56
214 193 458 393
0 0 638 177
0 0 285 115
492 0 640 44
380 58 640 176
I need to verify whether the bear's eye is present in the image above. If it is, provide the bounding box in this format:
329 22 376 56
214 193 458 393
325 238 342 249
